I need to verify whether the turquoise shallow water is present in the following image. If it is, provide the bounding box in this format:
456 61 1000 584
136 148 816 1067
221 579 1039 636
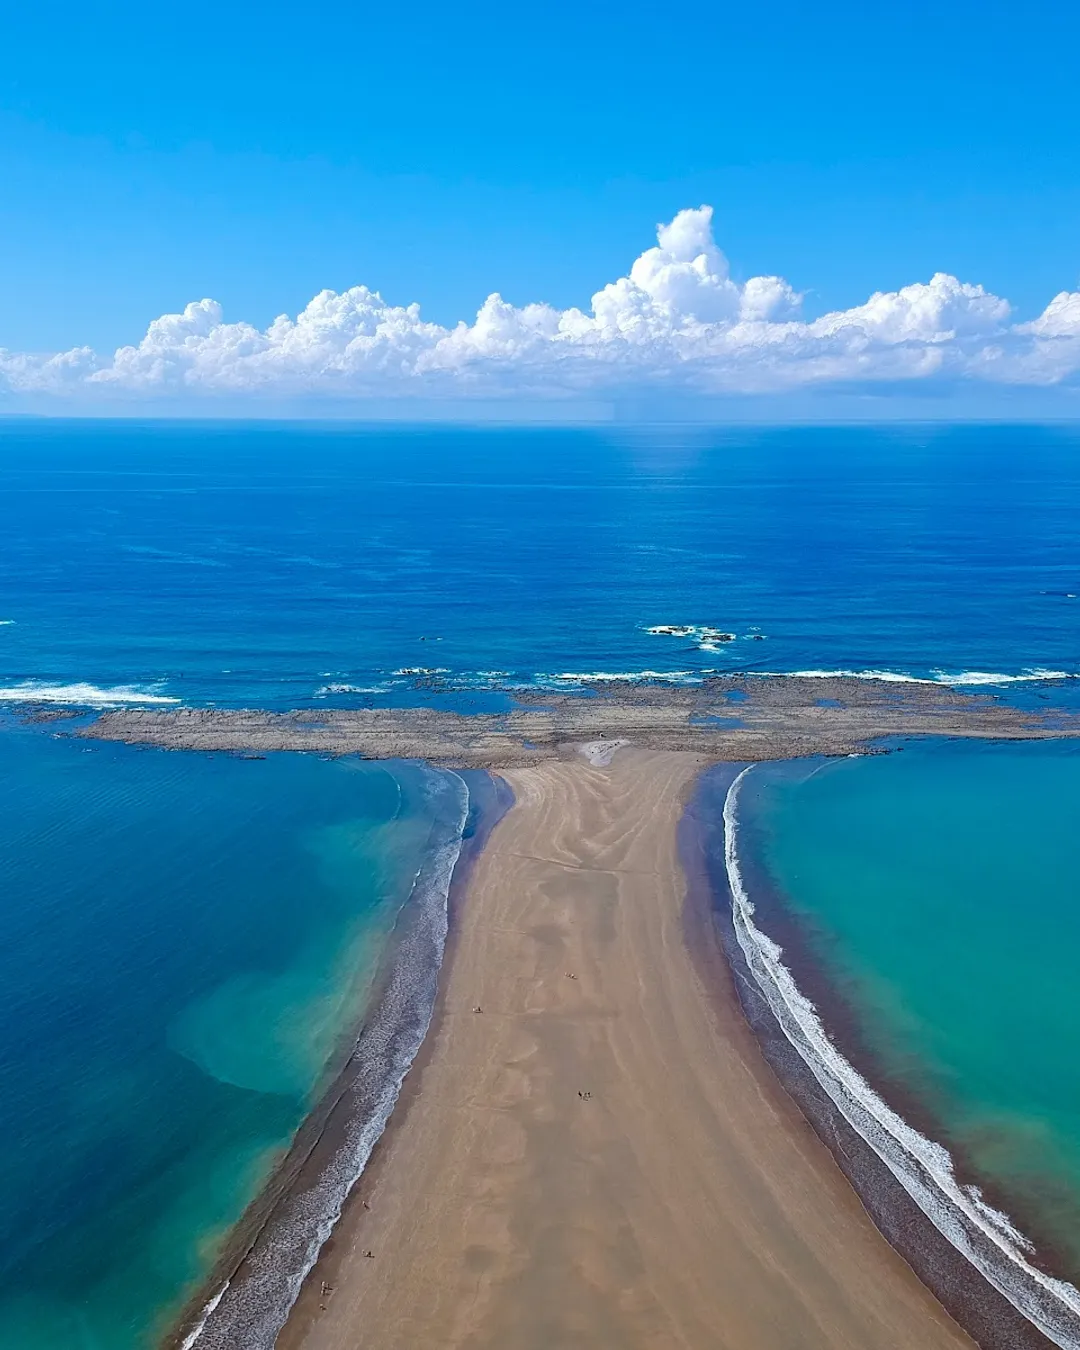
0 726 462 1349
740 741 1080 1279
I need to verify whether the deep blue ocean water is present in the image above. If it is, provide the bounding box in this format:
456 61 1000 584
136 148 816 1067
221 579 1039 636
1 420 1079 708
0 726 462 1349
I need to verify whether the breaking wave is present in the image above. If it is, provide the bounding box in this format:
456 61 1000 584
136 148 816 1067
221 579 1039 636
781 668 1074 686
314 683 388 696
0 681 180 706
295 665 1080 702
551 670 703 684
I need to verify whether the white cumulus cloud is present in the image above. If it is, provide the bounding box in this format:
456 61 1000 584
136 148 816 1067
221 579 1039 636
1 204 1078 405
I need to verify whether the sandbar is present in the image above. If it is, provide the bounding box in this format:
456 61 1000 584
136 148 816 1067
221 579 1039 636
276 747 974 1350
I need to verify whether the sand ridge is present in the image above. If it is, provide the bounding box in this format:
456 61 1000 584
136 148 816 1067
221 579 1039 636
277 747 974 1350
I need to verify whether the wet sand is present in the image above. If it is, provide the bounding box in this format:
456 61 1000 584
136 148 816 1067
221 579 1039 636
277 747 974 1350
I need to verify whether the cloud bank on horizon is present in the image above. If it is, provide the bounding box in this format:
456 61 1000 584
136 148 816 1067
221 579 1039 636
3 207 1080 406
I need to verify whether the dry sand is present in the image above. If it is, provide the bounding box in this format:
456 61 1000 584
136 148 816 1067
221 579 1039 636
277 747 973 1350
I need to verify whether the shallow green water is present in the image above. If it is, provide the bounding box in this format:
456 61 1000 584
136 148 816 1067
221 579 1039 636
0 727 460 1349
746 740 1080 1273
745 739 1080 1274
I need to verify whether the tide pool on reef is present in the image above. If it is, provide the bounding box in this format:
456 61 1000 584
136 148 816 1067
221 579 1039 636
735 740 1080 1308
0 725 466 1350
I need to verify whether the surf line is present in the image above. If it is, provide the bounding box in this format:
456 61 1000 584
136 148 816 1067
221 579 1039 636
722 767 1080 1350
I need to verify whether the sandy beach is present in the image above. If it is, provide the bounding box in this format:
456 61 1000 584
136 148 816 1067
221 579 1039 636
276 746 974 1350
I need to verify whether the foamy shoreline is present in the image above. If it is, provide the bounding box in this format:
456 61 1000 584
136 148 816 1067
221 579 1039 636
710 767 1080 1349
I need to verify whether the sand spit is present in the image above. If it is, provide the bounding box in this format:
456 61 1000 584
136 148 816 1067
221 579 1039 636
80 674 1080 765
275 748 974 1350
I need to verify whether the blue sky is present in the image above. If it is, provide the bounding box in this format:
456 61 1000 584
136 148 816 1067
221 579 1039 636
2 0 1079 414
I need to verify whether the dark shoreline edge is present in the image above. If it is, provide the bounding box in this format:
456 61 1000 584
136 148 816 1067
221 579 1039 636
679 762 1061 1350
163 765 513 1350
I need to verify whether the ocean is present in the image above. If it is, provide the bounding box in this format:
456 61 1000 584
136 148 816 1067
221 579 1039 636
3 419 1080 1348
1 419 1079 706
0 726 470 1350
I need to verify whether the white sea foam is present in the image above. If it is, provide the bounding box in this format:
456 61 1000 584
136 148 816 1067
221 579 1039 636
782 669 942 684
312 666 1074 695
314 683 386 696
935 668 1073 686
780 668 1074 686
554 669 701 684
644 622 739 655
184 768 471 1350
0 619 14 626
178 1281 230 1350
0 681 180 706
722 769 1080 1348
